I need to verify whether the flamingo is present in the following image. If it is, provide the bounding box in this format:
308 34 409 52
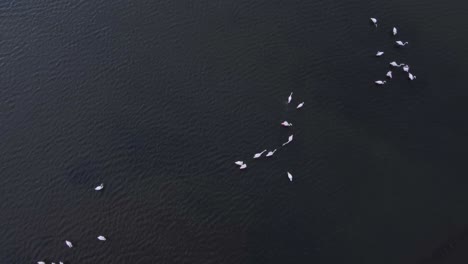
65 240 73 248
253 150 267 159
386 71 392 79
266 149 277 157
390 61 405 67
395 41 409 46
287 172 293 182
281 121 293 127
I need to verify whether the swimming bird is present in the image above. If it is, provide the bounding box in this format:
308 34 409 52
389 61 405 67
65 240 73 248
37 262 45 264
52 262 55 264
235 161 244 166
281 121 293 127
395 41 409 46
375 80 386 85
288 92 293 104
60 262 64 264
393 27 397 35
266 149 277 157
240 164 247 170
370 17 377 27
297 102 304 109
95 183 104 191
287 172 293 182
386 71 393 79
376 51 384 56
408 73 416 80
253 150 267 159
98 236 107 241
403 65 409 72
282 135 293 146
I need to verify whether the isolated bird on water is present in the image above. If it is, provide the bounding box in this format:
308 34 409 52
297 102 304 109
281 121 292 127
288 92 293 104
370 17 377 27
395 40 409 46
393 27 397 35
65 240 73 248
266 149 277 157
282 135 293 146
98 236 107 241
386 71 392 79
375 80 386 85
253 150 267 159
376 51 384 56
287 172 293 182
95 183 104 191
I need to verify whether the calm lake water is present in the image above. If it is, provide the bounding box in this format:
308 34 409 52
0 0 467 263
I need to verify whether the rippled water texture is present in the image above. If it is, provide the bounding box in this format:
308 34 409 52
0 0 467 263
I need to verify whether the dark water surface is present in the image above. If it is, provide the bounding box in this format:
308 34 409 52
1 0 467 263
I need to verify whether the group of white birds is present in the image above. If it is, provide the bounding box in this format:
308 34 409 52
234 92 303 182
37 184 107 264
370 18 417 85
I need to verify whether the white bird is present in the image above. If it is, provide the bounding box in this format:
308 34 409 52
386 71 393 79
282 135 293 146
65 240 73 248
403 65 409 72
393 27 397 35
253 150 267 159
60 262 64 264
296 102 304 109
375 80 386 85
266 149 277 157
240 164 247 170
288 92 293 104
52 263 55 264
281 121 293 127
94 183 104 191
389 61 405 67
408 73 416 80
370 17 377 27
376 51 384 56
287 172 293 182
98 235 107 241
395 40 409 46
37 262 45 264
234 161 244 166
